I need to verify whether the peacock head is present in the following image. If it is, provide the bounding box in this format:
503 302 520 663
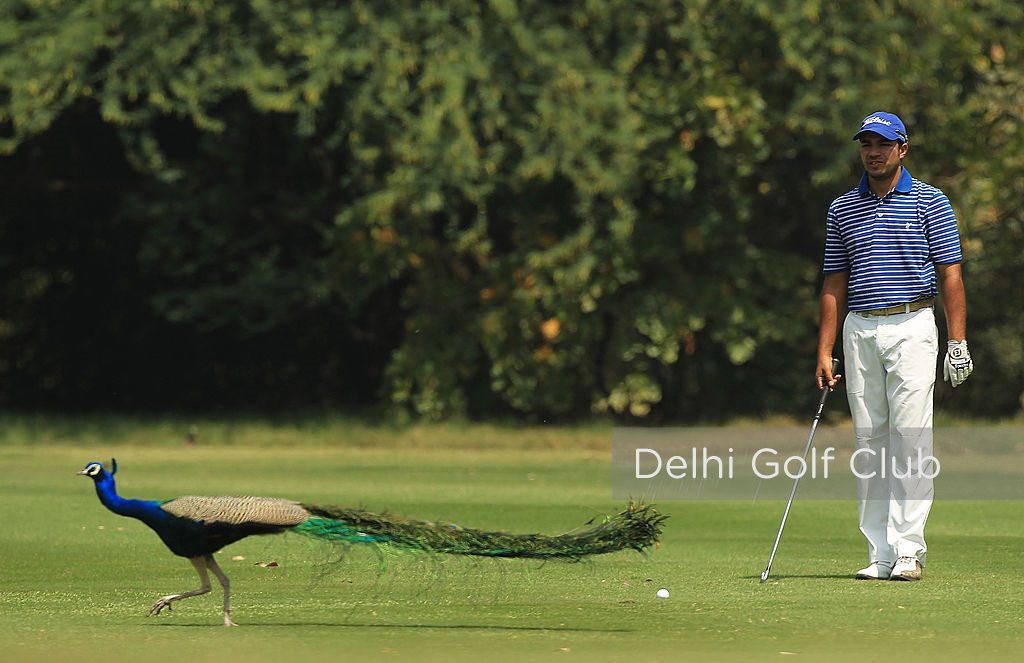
78 458 117 481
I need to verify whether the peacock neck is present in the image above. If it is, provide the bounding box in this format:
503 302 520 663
94 473 158 520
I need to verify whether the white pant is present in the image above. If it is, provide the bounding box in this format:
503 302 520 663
843 307 937 565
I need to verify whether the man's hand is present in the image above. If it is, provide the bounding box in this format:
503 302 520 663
943 340 973 388
816 357 842 391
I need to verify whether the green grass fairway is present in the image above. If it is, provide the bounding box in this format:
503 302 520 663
2 423 1023 662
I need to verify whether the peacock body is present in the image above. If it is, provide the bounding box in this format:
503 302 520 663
79 459 666 626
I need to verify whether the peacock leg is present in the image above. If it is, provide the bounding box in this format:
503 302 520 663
148 556 211 617
205 554 238 627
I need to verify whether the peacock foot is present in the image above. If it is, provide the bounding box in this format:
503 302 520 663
147 596 176 617
223 614 238 627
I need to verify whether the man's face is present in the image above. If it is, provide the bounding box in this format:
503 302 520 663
859 132 908 181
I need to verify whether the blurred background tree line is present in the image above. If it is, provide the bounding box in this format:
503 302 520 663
1 0 1021 421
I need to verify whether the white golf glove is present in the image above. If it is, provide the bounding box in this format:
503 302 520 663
943 340 973 388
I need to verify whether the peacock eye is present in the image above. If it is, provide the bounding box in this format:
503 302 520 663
87 465 101 476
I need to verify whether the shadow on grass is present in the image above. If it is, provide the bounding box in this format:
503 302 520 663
148 622 632 632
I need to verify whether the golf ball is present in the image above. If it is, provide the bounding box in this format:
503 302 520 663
656 588 670 599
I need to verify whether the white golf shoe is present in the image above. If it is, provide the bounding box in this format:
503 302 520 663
855 561 894 580
889 556 923 581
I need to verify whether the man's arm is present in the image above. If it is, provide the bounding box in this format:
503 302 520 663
817 271 849 389
936 262 967 340
937 261 973 387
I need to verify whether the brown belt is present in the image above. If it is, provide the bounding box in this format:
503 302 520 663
857 298 935 317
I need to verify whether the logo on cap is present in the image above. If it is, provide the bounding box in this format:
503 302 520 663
862 116 892 127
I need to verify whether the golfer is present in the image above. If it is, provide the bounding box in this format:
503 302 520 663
816 111 972 581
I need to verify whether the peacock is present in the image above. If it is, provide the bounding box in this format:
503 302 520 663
79 459 666 626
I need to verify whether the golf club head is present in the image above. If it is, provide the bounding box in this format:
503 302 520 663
760 569 770 583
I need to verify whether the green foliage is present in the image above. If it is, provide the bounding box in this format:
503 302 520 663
1 0 1022 418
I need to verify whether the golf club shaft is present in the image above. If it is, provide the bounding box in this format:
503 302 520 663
760 358 840 583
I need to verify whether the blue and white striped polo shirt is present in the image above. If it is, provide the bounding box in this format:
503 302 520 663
822 167 962 311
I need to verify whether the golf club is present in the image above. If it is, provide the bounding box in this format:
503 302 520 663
759 358 840 583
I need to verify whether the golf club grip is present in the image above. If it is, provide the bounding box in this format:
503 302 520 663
816 358 841 410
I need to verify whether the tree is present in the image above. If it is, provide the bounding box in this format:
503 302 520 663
2 0 1021 418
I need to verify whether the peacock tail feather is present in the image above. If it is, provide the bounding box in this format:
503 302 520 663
293 501 666 560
